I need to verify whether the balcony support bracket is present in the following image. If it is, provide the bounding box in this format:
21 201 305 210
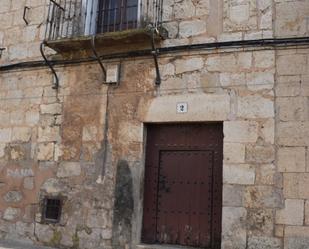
91 36 107 82
40 41 59 90
150 27 161 85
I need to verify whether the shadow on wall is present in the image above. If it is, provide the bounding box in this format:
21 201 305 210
112 160 134 249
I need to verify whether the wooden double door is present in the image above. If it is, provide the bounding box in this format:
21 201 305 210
142 123 223 248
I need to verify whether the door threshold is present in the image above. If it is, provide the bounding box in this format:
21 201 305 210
137 244 204 249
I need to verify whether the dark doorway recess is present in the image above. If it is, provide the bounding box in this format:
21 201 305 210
142 123 223 249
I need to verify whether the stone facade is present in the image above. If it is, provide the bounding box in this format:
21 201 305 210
0 0 308 249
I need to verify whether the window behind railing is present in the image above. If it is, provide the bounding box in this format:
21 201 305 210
45 0 163 41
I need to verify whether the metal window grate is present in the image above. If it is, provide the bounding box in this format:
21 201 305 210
44 0 163 41
42 197 62 223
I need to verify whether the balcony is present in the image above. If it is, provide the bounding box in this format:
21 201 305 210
44 0 166 53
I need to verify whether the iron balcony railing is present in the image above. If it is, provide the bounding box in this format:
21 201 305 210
45 0 163 41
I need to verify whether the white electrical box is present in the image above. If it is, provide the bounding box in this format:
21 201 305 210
106 64 120 84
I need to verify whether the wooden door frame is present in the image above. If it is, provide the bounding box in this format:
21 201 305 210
139 122 223 249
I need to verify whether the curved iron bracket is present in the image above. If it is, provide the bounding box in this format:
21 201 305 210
40 41 59 89
90 36 106 82
150 27 161 85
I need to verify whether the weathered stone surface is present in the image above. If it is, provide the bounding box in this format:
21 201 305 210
57 162 81 178
277 122 309 146
82 125 98 142
222 207 247 249
3 207 20 221
244 186 283 208
37 143 54 161
4 191 23 203
256 164 276 185
261 119 274 144
247 208 274 236
40 103 62 114
223 164 255 185
278 147 306 172
224 121 258 143
41 178 63 194
283 173 309 199
277 97 307 121
38 126 60 142
224 143 246 163
247 236 282 249
254 50 275 69
223 184 244 207
277 54 307 75
276 199 304 225
0 128 12 143
11 127 32 142
179 20 207 38
23 177 34 190
238 95 274 118
174 57 204 74
284 226 309 249
246 145 275 164
305 201 309 226
246 72 274 90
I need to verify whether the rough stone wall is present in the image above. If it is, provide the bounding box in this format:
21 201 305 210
0 0 308 249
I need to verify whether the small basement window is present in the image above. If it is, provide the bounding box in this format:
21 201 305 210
42 197 62 223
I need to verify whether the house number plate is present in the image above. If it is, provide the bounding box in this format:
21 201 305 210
177 102 188 113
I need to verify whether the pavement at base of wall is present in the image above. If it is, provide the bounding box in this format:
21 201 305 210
0 240 56 249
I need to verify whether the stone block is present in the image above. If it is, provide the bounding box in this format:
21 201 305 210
277 97 307 121
37 142 54 161
261 119 274 144
220 73 246 86
4 191 23 203
247 236 282 249
278 147 306 172
224 121 258 143
276 199 304 225
57 162 81 178
224 143 246 163
275 1 309 37
247 209 274 236
25 111 40 125
3 207 20 221
283 173 309 199
254 51 275 69
277 122 309 146
256 164 276 185
174 57 204 74
11 127 31 142
223 184 244 207
223 164 255 185
40 103 62 114
284 226 309 249
244 186 283 208
40 178 63 194
277 54 307 75
38 126 60 142
246 72 274 90
179 20 207 38
206 54 237 72
0 128 12 143
237 95 274 118
0 143 6 158
221 207 247 249
246 145 275 164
